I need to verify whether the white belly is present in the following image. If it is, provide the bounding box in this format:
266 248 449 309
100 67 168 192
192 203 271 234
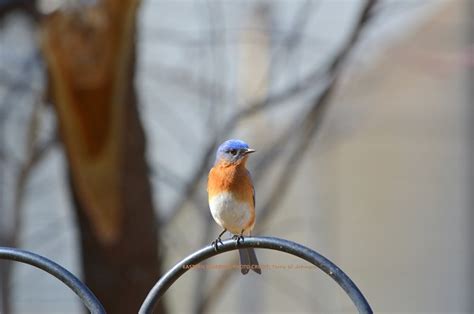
209 192 252 234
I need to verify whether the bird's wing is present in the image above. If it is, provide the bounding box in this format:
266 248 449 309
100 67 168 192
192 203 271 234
252 184 255 208
247 169 255 208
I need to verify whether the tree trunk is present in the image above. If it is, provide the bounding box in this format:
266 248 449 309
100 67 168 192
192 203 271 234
69 95 165 313
41 1 166 312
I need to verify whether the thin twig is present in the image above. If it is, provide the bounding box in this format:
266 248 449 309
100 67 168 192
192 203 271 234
160 5 325 227
196 1 378 312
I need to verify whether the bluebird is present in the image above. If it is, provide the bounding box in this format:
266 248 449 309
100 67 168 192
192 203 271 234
207 139 261 275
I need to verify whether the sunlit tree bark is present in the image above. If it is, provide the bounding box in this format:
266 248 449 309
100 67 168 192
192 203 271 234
41 1 165 313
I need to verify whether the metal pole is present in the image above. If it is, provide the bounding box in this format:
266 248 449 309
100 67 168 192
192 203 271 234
139 236 373 314
0 247 105 314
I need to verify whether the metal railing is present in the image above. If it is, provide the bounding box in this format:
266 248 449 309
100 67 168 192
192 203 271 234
1 236 373 314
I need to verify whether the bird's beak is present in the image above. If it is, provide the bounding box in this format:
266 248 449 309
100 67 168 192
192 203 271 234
244 148 256 155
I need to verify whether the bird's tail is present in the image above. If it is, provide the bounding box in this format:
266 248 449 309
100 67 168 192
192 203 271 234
239 248 262 275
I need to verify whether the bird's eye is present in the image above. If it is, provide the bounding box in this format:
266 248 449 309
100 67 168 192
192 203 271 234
230 149 237 156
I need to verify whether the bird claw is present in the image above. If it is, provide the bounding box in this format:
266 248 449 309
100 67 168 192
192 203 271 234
211 237 224 251
232 234 244 246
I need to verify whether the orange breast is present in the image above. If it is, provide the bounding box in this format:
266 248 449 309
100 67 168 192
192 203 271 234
208 163 254 209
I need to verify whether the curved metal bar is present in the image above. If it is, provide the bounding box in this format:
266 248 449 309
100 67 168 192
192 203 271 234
139 236 372 314
0 247 105 314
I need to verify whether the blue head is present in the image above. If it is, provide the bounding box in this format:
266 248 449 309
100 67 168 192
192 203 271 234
215 139 255 165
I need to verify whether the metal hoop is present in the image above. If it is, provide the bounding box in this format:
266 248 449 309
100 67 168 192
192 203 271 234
139 236 372 314
0 247 105 314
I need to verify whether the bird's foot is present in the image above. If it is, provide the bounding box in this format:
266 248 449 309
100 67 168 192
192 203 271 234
211 229 227 251
211 237 224 251
232 233 245 246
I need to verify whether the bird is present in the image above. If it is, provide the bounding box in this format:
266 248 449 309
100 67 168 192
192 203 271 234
207 139 261 275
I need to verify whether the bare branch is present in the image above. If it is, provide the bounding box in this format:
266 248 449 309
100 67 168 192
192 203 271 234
0 0 39 20
196 1 378 312
12 101 56 246
0 99 54 314
146 63 230 104
160 45 322 228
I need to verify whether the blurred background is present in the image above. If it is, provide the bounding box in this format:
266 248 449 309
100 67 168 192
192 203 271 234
0 0 472 313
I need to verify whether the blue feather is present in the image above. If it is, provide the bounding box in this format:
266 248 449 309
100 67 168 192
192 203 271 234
215 139 250 163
